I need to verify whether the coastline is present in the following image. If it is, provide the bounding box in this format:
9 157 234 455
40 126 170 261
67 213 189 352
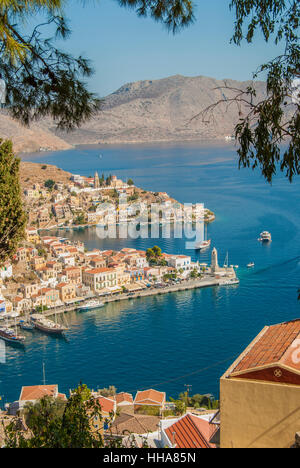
4 276 231 329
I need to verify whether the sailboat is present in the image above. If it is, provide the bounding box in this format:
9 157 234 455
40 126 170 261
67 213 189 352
32 308 69 335
0 317 25 344
195 224 211 251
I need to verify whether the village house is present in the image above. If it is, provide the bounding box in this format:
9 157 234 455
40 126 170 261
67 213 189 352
26 228 40 244
12 296 32 314
31 256 46 271
15 247 27 264
167 254 192 272
7 385 67 416
133 389 166 414
220 318 300 448
160 413 218 448
21 283 41 299
39 288 60 307
62 266 82 285
115 393 134 410
89 256 107 269
0 261 13 280
31 293 48 309
56 282 77 303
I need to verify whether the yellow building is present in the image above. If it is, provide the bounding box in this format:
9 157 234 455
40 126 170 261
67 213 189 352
26 228 40 244
220 319 300 448
56 282 76 302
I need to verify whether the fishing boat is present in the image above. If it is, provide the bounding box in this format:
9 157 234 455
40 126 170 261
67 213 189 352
195 224 211 251
0 327 25 344
79 299 104 311
258 231 272 242
31 313 68 335
247 262 255 268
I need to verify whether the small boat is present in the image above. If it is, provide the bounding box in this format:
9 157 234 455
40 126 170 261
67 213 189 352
247 262 255 268
19 320 34 331
218 277 240 285
79 300 104 311
258 231 272 242
195 223 211 251
195 239 211 251
0 327 25 344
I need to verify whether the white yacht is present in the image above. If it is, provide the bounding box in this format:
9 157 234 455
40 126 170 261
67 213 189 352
79 300 104 311
258 231 272 242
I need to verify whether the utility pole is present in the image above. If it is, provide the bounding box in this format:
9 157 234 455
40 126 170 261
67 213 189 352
184 384 192 406
42 362 46 386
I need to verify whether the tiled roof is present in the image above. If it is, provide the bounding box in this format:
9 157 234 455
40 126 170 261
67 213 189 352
84 268 111 274
20 385 58 401
110 412 159 435
230 319 300 375
115 392 134 404
165 414 216 449
134 389 165 405
95 396 115 414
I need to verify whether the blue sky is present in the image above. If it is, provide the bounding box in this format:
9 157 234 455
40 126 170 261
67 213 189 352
48 0 283 96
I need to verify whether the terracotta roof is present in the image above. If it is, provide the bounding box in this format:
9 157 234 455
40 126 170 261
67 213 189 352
134 389 165 405
229 319 300 375
20 385 58 401
95 396 115 414
110 412 159 435
84 268 112 274
165 414 216 448
115 392 134 405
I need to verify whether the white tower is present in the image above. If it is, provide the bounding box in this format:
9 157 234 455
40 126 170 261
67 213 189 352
211 247 220 273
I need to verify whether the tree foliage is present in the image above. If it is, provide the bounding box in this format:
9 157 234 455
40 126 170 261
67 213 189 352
0 138 26 264
4 384 105 448
0 0 194 129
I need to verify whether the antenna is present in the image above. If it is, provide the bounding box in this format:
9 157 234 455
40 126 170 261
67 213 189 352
184 384 192 405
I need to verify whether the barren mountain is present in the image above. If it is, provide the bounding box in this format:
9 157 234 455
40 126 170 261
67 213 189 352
0 75 267 151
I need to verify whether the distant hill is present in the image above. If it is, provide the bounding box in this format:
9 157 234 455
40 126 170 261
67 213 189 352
0 75 267 152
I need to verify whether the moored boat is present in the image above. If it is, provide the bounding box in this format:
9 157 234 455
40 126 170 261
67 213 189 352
31 314 68 335
79 299 104 311
0 327 25 343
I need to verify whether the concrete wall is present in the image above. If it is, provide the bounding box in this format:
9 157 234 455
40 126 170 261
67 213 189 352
220 377 300 448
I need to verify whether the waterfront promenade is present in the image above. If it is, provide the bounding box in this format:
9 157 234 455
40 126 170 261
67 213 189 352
4 276 222 328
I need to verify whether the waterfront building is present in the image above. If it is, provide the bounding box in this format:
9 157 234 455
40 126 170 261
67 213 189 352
220 319 300 448
39 288 60 307
167 255 192 272
56 282 77 302
82 268 117 292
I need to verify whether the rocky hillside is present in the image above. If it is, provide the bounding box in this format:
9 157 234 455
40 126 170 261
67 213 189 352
20 162 72 189
0 75 267 151
0 111 72 153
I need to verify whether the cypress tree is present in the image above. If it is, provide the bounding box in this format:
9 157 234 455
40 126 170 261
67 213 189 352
0 139 27 265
